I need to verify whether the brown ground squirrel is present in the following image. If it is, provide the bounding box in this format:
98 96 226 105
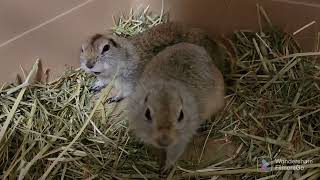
127 42 225 171
80 22 226 103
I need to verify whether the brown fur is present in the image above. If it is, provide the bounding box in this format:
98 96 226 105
128 22 227 71
127 43 225 171
80 22 228 102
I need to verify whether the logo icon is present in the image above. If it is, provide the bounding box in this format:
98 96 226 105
257 157 272 172
260 159 270 172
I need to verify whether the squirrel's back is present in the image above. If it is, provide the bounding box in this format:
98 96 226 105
129 22 227 72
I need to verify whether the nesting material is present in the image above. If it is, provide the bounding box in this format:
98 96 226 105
1 5 320 180
112 4 167 37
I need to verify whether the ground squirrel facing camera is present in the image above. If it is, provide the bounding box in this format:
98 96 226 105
80 22 226 103
127 42 225 171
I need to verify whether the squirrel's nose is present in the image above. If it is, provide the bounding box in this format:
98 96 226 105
156 135 172 147
86 61 95 69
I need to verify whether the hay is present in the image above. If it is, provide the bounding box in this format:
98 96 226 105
1 4 320 180
184 28 320 179
112 4 167 37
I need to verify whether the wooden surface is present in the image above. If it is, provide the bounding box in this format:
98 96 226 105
1 0 320 83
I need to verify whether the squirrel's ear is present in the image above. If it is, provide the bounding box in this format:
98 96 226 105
80 44 85 53
90 34 103 44
108 38 119 48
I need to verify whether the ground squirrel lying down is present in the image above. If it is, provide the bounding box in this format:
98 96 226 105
80 22 226 103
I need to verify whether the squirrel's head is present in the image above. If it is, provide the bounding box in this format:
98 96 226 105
128 82 199 149
80 34 126 75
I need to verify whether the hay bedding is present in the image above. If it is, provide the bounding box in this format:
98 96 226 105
1 5 320 180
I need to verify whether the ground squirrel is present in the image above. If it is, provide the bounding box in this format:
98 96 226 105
80 22 226 103
127 42 225 171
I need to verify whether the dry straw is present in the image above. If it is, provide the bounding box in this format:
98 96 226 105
1 4 320 179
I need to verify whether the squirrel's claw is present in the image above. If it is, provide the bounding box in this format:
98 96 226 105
107 96 124 104
159 164 174 178
90 84 105 92
89 79 108 93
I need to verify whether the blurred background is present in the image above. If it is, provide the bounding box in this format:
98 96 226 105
0 0 319 84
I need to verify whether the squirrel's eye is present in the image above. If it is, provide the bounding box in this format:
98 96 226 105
80 48 83 53
178 110 184 122
145 108 152 122
101 44 110 54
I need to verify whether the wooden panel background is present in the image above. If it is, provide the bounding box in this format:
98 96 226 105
0 0 319 83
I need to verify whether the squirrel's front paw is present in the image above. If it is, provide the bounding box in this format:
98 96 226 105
89 82 106 93
106 96 124 104
159 165 172 178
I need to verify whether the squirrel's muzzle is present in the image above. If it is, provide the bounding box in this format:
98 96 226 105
156 134 173 148
86 61 95 69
